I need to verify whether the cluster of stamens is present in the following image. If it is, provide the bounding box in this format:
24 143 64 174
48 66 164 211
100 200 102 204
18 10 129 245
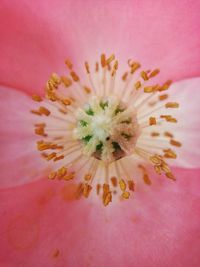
31 53 181 206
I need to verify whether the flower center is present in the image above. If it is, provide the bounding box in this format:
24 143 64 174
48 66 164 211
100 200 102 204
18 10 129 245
74 96 140 162
31 54 181 206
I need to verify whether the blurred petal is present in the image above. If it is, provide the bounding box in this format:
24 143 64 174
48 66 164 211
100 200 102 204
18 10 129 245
150 77 200 168
1 0 200 94
0 86 48 188
0 0 75 95
169 78 200 167
0 168 200 267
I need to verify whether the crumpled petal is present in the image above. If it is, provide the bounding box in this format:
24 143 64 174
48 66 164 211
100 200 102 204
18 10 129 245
1 0 200 95
0 86 50 188
0 167 200 267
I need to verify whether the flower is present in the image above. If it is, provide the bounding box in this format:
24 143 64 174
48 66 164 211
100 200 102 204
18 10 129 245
0 1 200 267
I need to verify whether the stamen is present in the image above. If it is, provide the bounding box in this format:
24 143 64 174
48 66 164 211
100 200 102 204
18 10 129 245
164 131 174 138
32 95 43 102
149 117 157 125
159 94 168 101
32 54 181 206
70 71 80 82
170 139 182 147
165 102 179 108
149 69 160 78
143 173 152 185
39 106 51 116
65 59 73 70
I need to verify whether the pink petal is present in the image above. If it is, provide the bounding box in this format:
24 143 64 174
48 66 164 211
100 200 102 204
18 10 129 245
152 77 200 168
0 168 200 267
1 0 200 94
0 1 76 95
0 86 49 188
171 78 200 168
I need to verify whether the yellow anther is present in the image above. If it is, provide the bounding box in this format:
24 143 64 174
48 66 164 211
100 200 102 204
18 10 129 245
164 131 174 138
149 69 160 78
96 184 101 195
51 73 61 84
70 71 80 82
103 191 112 206
161 162 171 173
141 71 149 81
163 149 177 159
35 126 47 136
111 61 118 76
159 94 168 101
83 184 92 198
53 155 64 162
61 98 72 105
149 155 162 165
119 179 126 191
84 173 92 181
144 86 155 93
134 81 142 90
159 80 172 91
154 165 162 175
30 110 42 116
63 172 75 180
111 176 118 187
165 172 176 181
130 62 141 74
122 191 130 199
35 126 46 136
101 54 106 67
37 142 50 151
59 108 67 115
122 72 128 81
160 115 177 123
84 86 91 94
151 132 160 137
165 102 179 108
85 62 90 73
149 117 157 125
143 174 152 185
167 117 177 123
103 183 110 195
57 167 67 177
46 91 57 102
39 106 50 116
170 139 182 147
106 54 115 65
32 94 42 102
47 152 57 161
61 76 72 87
128 180 135 191
65 59 73 70
48 171 57 180
46 80 57 91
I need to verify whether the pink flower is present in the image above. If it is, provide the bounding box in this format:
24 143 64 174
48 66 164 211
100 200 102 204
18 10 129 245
0 0 200 266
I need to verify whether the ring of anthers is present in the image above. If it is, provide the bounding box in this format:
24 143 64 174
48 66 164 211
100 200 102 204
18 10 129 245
31 54 181 206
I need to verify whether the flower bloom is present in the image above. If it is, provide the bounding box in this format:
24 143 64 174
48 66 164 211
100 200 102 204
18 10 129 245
0 1 200 267
31 55 182 206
